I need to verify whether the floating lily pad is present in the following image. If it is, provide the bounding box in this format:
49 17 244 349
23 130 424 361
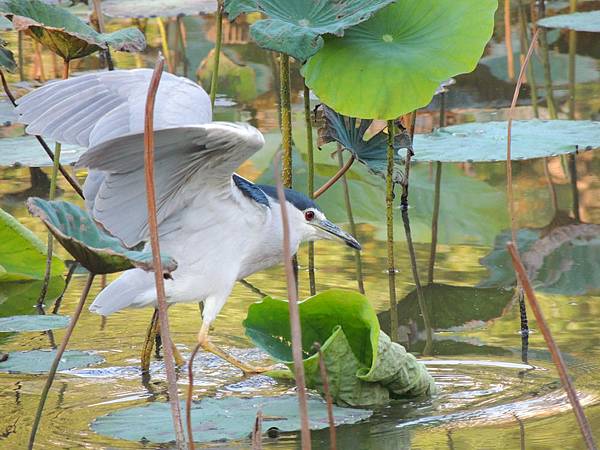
0 0 146 61
244 290 436 407
226 0 395 61
102 0 217 18
27 198 177 275
0 135 86 167
303 0 497 119
0 314 69 332
318 105 412 182
538 10 600 32
412 120 600 162
0 206 63 282
92 395 372 444
0 349 103 373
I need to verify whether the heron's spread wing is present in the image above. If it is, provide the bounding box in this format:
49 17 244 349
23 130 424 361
15 69 212 148
77 123 265 247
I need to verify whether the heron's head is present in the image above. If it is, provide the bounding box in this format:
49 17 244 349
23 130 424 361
258 185 361 251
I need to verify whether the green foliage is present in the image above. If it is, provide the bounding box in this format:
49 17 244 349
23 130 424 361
0 314 69 332
0 349 103 373
92 396 373 443
0 207 63 282
198 49 257 103
27 198 177 275
538 11 600 32
244 290 436 407
303 0 497 119
225 0 394 61
0 0 146 61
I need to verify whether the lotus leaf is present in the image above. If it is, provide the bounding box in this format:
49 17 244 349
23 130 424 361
225 0 395 61
0 279 64 320
0 206 63 282
318 105 412 182
303 0 497 119
538 11 600 32
0 349 103 373
198 49 257 103
244 290 436 407
412 120 600 162
27 198 177 275
0 0 146 61
92 395 372 444
0 314 69 332
0 39 16 72
0 135 86 167
102 0 217 18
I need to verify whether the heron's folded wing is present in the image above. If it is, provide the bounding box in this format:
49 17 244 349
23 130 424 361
15 69 212 147
76 123 265 247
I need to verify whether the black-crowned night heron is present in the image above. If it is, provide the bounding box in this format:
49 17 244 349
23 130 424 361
16 69 361 373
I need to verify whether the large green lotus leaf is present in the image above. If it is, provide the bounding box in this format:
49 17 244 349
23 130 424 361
225 0 395 61
0 39 16 72
92 396 372 444
27 198 178 275
244 290 436 407
412 120 600 162
0 0 146 61
0 206 63 282
0 278 64 319
0 135 86 167
0 349 103 373
538 11 600 32
0 313 69 332
303 0 497 119
103 0 217 18
479 224 600 296
378 284 513 334
318 105 412 182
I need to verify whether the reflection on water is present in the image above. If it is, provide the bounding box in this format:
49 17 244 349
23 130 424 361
1 4 600 449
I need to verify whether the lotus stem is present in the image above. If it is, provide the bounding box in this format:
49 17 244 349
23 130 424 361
239 279 268 298
51 262 78 314
337 148 365 294
304 84 316 296
568 0 577 120
537 0 557 119
141 308 159 373
315 343 337 450
274 152 312 450
313 155 355 199
402 209 433 355
386 120 398 343
252 410 263 449
186 343 201 450
400 112 417 209
542 158 559 215
507 242 597 450
210 1 224 109
568 154 581 222
517 0 539 118
28 273 95 450
17 31 24 81
156 18 175 73
504 0 515 80
427 162 442 285
91 0 114 70
0 70 84 198
177 16 189 78
279 54 293 188
516 288 529 363
143 55 186 449
33 41 45 82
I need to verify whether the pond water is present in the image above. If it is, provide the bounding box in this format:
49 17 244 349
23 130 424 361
1 5 600 449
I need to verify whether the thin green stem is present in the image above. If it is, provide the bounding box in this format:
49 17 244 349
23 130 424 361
568 0 577 120
517 0 539 117
304 83 316 295
210 1 224 109
156 18 174 73
427 162 442 285
537 0 557 119
17 31 24 82
386 120 398 342
280 54 292 188
28 273 95 450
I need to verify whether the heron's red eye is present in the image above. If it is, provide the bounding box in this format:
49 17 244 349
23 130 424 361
304 210 315 221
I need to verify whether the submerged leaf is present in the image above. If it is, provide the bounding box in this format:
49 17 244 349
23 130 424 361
92 395 372 443
0 0 146 60
538 10 600 32
225 0 394 61
303 0 497 119
102 0 218 18
0 314 69 332
0 206 63 282
318 105 411 182
0 349 103 373
197 49 257 103
27 198 177 275
244 290 436 407
412 120 600 162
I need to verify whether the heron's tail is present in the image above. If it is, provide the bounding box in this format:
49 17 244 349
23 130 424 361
89 269 155 315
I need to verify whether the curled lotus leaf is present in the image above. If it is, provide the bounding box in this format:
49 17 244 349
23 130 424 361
538 11 600 33
102 0 218 19
0 39 16 72
303 0 497 119
27 197 177 275
225 0 395 61
318 104 412 183
0 0 146 61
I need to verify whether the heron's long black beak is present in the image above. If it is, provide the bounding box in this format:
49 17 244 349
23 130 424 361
313 220 362 251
